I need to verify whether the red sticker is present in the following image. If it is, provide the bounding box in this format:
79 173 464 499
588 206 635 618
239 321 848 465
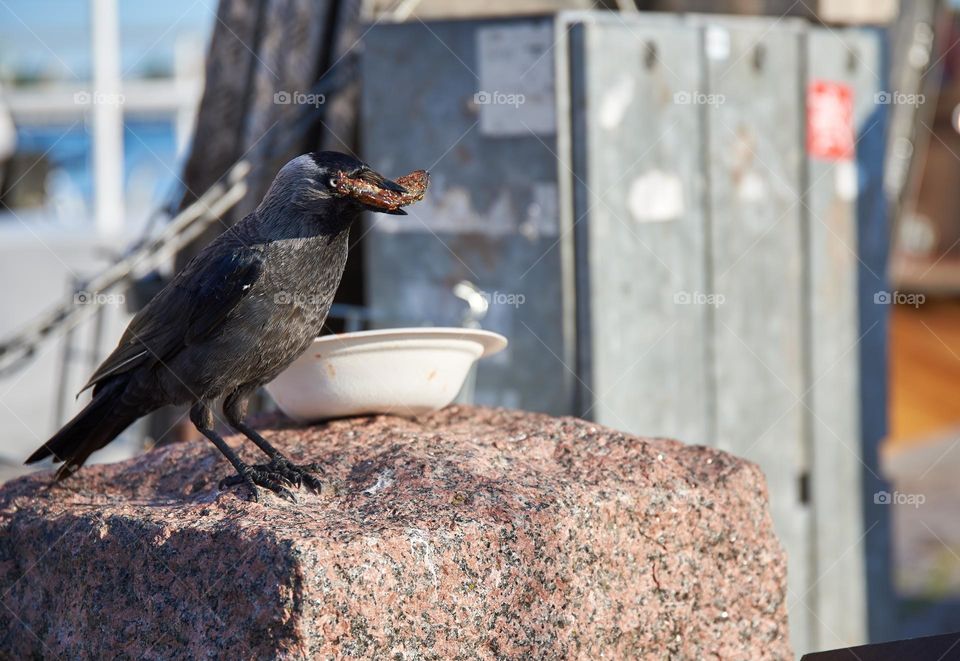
807 80 855 161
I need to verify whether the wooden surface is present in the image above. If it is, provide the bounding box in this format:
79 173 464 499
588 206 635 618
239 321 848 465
882 300 960 600
893 255 960 295
887 298 960 450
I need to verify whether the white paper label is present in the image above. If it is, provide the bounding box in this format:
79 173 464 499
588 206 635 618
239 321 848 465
599 75 636 130
835 161 858 201
705 26 731 61
628 170 684 223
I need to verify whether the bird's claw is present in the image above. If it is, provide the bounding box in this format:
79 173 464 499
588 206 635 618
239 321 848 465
219 470 295 502
218 458 323 502
268 457 325 492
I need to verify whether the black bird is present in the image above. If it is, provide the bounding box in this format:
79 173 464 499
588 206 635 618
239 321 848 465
26 152 418 501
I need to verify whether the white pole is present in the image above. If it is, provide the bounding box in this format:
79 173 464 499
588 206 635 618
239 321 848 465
90 0 124 236
173 36 200 157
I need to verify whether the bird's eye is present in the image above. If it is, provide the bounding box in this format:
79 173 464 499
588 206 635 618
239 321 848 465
328 177 337 189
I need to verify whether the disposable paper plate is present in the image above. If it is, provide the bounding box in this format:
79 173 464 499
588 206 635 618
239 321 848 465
265 327 507 422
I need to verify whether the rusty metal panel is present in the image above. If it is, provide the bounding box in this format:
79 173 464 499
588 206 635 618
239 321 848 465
697 15 811 654
566 13 710 443
804 26 877 651
361 18 577 414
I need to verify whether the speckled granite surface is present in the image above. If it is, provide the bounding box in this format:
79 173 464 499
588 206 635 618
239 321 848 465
0 406 790 659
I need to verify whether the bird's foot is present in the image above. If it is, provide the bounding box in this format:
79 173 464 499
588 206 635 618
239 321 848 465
219 466 295 503
263 456 325 492
218 458 324 502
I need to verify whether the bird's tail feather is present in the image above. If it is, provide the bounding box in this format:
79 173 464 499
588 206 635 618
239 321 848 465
25 378 144 481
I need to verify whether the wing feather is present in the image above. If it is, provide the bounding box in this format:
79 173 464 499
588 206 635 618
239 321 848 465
80 245 264 396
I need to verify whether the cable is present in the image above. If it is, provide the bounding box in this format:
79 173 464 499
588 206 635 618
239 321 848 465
0 46 359 379
0 161 249 377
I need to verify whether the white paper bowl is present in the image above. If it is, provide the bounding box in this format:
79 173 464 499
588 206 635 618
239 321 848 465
265 327 507 422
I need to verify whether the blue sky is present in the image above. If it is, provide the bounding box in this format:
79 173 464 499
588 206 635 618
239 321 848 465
0 0 214 82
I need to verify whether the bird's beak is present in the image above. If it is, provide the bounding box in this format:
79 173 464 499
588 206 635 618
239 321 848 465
355 169 409 215
358 169 407 195
332 168 429 216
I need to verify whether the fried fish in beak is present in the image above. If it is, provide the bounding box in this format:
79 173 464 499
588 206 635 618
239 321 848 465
332 169 430 215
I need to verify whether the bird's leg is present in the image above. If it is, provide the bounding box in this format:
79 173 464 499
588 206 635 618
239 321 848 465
189 402 294 502
220 421 325 493
220 391 324 493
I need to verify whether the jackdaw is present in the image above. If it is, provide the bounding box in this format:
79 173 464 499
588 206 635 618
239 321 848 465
26 151 426 501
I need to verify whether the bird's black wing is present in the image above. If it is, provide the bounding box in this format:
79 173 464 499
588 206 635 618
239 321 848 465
80 245 265 396
183 249 264 345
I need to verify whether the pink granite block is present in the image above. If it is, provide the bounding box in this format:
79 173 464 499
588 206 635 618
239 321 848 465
0 406 791 658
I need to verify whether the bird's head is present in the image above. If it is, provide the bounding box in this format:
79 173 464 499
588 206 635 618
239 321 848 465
271 151 410 217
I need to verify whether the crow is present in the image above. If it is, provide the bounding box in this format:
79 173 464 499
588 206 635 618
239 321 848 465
26 152 423 501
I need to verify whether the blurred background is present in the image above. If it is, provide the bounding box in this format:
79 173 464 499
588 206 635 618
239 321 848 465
1 0 959 656
0 0 211 466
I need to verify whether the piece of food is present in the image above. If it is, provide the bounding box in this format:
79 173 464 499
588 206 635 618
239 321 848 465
333 169 429 211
